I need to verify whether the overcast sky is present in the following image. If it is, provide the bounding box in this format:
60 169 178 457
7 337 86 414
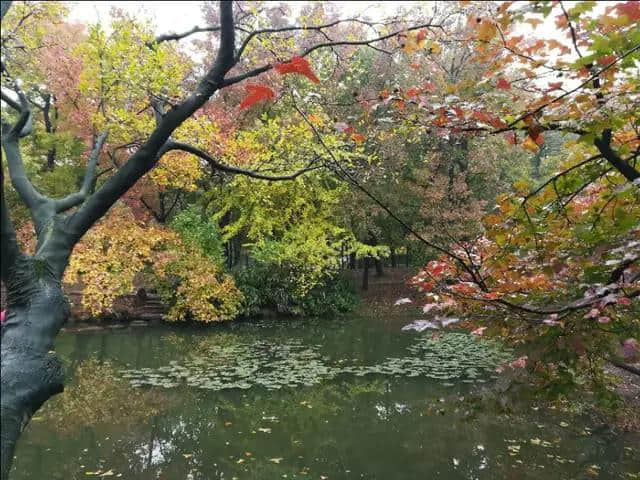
66 1 418 36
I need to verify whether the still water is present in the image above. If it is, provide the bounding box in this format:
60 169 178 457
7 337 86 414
12 316 640 479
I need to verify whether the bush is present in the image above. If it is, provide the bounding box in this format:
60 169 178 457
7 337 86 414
235 263 358 317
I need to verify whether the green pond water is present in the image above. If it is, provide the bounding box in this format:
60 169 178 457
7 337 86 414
11 316 640 479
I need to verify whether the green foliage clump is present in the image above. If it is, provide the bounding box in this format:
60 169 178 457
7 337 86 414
170 206 225 264
236 263 358 317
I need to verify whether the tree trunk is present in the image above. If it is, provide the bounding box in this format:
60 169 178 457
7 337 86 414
1 262 68 480
362 255 370 290
390 248 397 268
349 252 356 269
374 258 384 277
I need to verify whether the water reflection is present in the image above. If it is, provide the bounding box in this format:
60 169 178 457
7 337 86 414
12 317 640 479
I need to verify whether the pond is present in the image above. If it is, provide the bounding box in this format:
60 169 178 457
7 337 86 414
12 315 640 479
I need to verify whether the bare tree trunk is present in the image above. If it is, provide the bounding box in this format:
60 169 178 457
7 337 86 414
362 255 370 290
374 258 384 277
349 252 356 269
1 258 68 479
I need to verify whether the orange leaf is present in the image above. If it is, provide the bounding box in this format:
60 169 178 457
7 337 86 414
476 19 497 41
496 77 511 90
522 136 539 152
239 84 275 110
351 133 366 143
274 56 320 83
506 132 517 145
548 81 563 90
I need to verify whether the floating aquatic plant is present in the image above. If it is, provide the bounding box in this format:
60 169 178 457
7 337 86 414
120 333 512 391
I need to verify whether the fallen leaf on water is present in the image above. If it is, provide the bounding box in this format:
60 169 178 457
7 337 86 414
268 457 283 464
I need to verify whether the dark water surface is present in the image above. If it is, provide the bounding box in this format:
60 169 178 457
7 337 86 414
12 316 640 479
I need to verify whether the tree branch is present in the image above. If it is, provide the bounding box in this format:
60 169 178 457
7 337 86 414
0 0 12 22
594 130 640 183
163 141 324 180
148 24 221 47
0 89 21 111
1 149 22 282
55 132 108 213
1 92 48 213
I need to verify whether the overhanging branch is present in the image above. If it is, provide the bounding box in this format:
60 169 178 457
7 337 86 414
163 141 324 180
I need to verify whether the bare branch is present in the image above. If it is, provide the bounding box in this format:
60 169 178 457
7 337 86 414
559 1 583 59
148 24 221 47
163 141 324 180
55 131 108 213
595 130 640 183
0 89 21 111
1 92 47 213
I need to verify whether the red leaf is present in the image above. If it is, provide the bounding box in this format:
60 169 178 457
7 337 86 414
506 132 517 145
420 281 435 292
427 260 447 277
453 106 465 119
596 54 616 66
483 291 503 300
496 77 511 90
528 125 544 145
451 282 477 295
616 1 640 21
473 110 491 123
423 81 437 93
489 116 507 129
274 56 320 83
548 81 563 90
417 29 428 42
406 87 421 98
239 84 275 110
